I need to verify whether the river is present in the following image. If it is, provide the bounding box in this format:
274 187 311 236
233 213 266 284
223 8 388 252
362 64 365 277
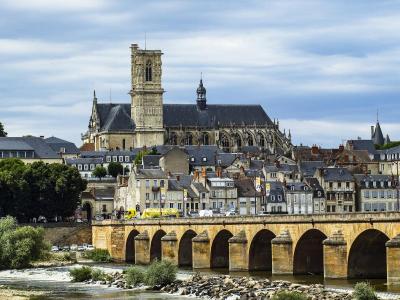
0 263 399 299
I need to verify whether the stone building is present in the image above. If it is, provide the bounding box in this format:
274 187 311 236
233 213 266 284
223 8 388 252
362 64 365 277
264 181 286 213
285 182 313 215
314 167 356 213
82 43 292 154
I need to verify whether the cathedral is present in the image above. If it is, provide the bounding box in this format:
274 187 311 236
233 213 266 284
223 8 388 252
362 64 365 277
82 43 292 154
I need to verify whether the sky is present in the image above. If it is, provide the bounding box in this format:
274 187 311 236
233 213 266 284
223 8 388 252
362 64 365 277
0 0 400 147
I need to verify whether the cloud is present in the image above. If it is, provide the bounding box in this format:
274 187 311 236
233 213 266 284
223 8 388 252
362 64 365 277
0 0 108 12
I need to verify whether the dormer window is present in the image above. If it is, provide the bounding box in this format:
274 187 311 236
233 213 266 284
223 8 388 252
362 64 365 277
145 60 152 81
202 157 207 162
190 157 195 162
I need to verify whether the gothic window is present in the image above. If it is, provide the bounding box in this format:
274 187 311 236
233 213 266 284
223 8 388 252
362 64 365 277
202 132 210 145
170 133 178 145
220 134 230 151
235 134 242 148
145 60 152 82
183 133 193 145
248 134 254 146
257 133 265 148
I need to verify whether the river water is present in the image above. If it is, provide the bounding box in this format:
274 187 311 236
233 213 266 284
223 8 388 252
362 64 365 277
0 263 399 299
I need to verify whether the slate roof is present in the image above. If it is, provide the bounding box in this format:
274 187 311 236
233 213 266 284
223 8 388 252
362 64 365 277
304 177 325 198
96 104 134 132
45 136 80 155
250 159 264 170
92 187 115 200
265 163 298 173
192 182 208 193
95 103 272 131
235 178 261 197
0 137 60 159
216 153 238 167
168 179 183 191
266 181 285 203
285 182 312 192
353 174 394 189
65 157 103 165
299 161 326 177
136 169 167 179
186 145 221 166
372 122 385 146
318 167 354 182
346 139 377 155
142 155 161 168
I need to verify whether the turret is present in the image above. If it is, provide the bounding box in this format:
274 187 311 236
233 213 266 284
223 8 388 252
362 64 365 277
196 78 207 110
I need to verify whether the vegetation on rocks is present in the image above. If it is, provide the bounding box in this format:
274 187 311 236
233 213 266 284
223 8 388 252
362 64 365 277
144 260 177 287
353 282 378 300
0 216 49 270
69 266 93 282
82 249 112 262
124 266 145 286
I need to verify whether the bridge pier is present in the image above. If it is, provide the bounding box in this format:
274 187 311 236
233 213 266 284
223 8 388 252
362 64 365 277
192 231 210 269
386 234 400 285
161 231 178 265
134 231 150 265
229 231 248 271
271 230 293 275
323 230 347 279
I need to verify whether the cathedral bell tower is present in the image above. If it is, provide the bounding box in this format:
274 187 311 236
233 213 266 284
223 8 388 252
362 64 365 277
129 43 165 147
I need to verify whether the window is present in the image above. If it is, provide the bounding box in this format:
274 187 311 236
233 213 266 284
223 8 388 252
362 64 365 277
102 205 107 212
84 164 89 171
145 60 152 81
380 190 385 198
278 195 282 201
78 164 82 170
202 193 206 199
106 156 111 162
153 180 158 187
329 182 333 188
145 193 150 200
272 206 276 212
160 180 164 187
364 191 370 198
119 156 123 162
202 157 207 162
190 157 195 162
317 191 322 197
136 180 140 188
125 156 130 162
277 206 282 212
338 182 341 188
169 203 174 209
178 203 182 210
113 156 117 162
271 195 275 202
145 180 150 188
90 164 95 170
372 191 378 198
346 182 350 188
122 139 126 150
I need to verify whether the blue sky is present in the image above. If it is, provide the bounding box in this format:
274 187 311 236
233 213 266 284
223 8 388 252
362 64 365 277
0 0 399 147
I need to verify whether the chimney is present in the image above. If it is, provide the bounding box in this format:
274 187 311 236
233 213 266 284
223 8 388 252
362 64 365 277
239 166 245 175
339 145 344 152
371 126 375 138
216 167 222 178
194 169 199 181
201 167 206 178
40 135 45 139
275 160 280 168
167 171 172 178
176 175 180 182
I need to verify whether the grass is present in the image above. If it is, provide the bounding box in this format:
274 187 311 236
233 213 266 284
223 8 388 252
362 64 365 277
353 282 378 300
82 249 112 262
69 266 93 282
272 291 309 300
124 266 145 286
144 260 177 287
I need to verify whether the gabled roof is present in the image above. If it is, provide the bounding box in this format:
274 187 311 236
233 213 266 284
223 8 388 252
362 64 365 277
235 178 261 197
142 155 161 168
346 139 377 155
96 103 134 132
299 161 326 177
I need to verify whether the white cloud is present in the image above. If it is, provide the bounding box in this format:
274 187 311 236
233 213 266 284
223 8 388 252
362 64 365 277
0 0 108 12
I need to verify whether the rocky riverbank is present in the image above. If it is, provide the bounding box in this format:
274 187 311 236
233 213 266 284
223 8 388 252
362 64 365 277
0 285 48 299
161 273 354 300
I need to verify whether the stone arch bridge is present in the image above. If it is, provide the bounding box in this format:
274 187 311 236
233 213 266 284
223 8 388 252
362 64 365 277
92 212 400 285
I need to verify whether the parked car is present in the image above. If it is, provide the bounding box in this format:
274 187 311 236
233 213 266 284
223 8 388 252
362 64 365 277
86 245 95 251
257 211 269 216
38 216 47 223
187 211 199 218
70 244 78 251
51 245 59 252
82 243 88 250
225 211 238 216
62 245 70 251
77 245 85 251
199 210 213 217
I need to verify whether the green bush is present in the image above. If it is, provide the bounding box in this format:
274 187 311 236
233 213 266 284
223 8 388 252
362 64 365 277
353 282 378 300
69 266 93 282
83 249 112 262
272 291 309 300
0 216 49 270
125 266 145 286
91 269 110 282
144 260 177 287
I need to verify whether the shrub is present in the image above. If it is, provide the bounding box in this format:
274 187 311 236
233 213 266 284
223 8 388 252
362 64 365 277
83 249 112 262
0 216 49 270
91 269 109 282
353 282 378 300
125 266 145 286
69 266 93 282
272 291 309 300
144 260 177 287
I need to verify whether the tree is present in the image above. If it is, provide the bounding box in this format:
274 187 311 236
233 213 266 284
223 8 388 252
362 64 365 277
92 166 107 180
107 162 123 177
0 122 7 137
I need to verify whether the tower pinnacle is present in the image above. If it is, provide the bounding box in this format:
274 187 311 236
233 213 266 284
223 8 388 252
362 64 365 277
196 77 207 110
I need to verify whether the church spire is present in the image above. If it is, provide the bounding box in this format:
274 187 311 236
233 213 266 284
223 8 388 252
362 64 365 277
196 76 207 110
93 90 97 104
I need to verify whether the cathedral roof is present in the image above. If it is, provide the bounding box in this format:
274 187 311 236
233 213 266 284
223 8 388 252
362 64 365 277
95 103 273 132
372 121 385 146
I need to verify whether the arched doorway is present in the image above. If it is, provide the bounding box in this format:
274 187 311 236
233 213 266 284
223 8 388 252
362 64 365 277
348 229 389 279
150 230 166 262
211 230 233 268
126 230 140 263
293 229 327 275
82 202 92 223
178 230 197 267
249 230 276 271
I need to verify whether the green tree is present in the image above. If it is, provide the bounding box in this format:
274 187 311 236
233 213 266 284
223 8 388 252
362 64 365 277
0 122 7 137
107 162 123 177
0 216 49 269
92 165 107 180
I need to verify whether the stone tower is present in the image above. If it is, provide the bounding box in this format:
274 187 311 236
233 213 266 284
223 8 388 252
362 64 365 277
129 43 165 147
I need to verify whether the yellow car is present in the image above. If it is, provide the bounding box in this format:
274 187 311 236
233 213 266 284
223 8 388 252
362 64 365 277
124 209 137 219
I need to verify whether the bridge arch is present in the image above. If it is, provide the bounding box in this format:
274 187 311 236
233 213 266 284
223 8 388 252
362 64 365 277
249 229 276 271
150 229 166 262
293 229 327 275
178 230 197 267
211 229 233 268
125 230 140 263
348 229 389 279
